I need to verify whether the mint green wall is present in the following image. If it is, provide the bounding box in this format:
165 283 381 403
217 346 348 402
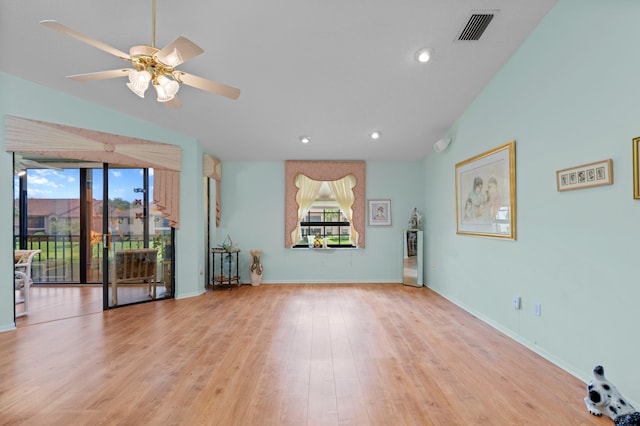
0 72 207 331
423 0 640 403
214 161 423 283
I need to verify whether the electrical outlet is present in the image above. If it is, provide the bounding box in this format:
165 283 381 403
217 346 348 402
534 303 542 317
512 296 521 310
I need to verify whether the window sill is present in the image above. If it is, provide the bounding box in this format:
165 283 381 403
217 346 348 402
291 246 357 250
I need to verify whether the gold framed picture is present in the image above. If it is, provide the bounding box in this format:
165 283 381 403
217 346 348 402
455 141 516 240
634 137 640 199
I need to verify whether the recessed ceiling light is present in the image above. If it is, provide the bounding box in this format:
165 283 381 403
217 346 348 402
415 48 433 63
370 131 381 140
299 136 311 144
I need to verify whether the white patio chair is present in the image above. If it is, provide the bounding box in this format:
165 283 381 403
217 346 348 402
14 270 29 318
14 250 41 317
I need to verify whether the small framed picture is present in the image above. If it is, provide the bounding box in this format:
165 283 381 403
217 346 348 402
634 137 640 199
556 159 613 192
368 199 391 226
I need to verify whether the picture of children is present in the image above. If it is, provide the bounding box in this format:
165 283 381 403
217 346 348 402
463 175 501 222
464 176 486 220
456 142 513 238
485 176 501 219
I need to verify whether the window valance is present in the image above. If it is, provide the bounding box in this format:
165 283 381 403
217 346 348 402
5 115 182 228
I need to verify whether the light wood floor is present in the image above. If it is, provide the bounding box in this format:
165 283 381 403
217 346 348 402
15 284 170 326
15 285 103 326
2 284 607 425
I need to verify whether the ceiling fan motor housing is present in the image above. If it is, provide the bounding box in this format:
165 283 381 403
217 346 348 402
129 45 175 81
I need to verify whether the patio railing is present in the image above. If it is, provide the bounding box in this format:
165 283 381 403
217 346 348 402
15 234 150 283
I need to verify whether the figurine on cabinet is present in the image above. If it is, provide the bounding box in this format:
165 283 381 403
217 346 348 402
408 208 422 230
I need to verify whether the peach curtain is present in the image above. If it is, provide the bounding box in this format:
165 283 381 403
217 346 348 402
153 169 180 228
203 154 221 227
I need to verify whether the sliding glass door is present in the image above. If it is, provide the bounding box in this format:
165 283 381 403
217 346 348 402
14 155 174 312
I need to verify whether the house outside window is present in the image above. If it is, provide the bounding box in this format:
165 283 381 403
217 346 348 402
296 205 354 247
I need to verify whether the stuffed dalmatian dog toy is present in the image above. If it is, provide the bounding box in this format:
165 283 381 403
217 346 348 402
585 365 640 426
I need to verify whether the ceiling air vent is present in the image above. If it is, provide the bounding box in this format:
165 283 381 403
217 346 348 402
457 13 495 41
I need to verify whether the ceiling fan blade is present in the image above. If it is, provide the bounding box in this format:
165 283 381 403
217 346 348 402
40 20 130 60
175 71 241 100
164 96 182 109
67 69 133 81
156 37 204 67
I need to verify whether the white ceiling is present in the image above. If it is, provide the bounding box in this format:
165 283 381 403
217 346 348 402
0 0 556 161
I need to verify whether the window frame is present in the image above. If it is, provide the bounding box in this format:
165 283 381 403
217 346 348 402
295 206 355 248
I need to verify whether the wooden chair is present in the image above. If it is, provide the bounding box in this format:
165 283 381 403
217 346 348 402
14 249 41 317
112 249 158 306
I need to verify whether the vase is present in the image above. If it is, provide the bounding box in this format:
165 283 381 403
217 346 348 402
249 249 263 286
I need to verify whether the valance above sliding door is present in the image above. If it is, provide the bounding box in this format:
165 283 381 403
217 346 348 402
5 115 182 228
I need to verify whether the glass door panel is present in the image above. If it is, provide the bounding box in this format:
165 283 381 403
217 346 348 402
86 168 103 283
149 170 174 299
103 167 154 307
16 168 81 283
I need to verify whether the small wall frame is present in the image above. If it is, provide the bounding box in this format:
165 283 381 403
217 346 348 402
556 159 613 192
368 199 391 226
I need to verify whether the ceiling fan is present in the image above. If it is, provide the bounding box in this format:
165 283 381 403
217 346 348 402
40 0 240 108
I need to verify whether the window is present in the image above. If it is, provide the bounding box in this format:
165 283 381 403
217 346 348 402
296 205 354 248
27 216 45 233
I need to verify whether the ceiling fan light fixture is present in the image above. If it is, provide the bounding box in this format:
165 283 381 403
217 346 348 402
370 131 381 140
126 70 152 98
299 136 311 144
126 82 147 98
154 85 173 102
154 75 180 102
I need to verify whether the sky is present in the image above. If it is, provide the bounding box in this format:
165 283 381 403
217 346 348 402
15 168 155 201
